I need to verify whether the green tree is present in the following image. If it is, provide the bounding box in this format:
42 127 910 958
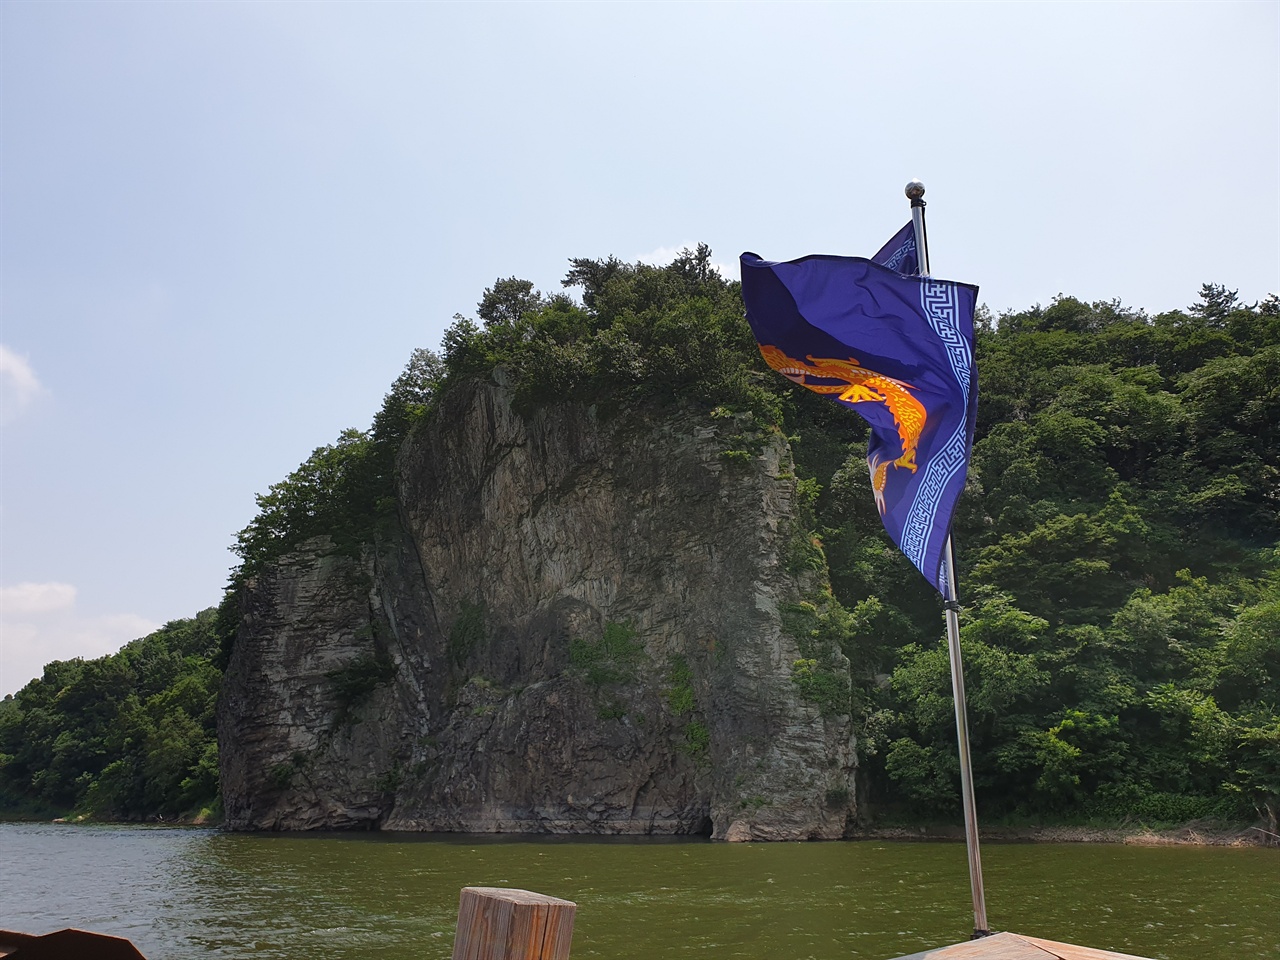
0 612 221 820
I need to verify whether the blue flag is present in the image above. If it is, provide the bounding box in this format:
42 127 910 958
739 245 978 596
872 222 919 275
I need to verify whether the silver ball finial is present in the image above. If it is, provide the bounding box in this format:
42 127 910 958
905 179 926 201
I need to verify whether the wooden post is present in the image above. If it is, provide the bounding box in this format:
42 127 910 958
451 887 577 960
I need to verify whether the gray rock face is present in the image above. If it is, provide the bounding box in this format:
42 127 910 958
218 380 857 838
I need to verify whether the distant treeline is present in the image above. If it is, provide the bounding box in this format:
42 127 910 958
2 248 1275 832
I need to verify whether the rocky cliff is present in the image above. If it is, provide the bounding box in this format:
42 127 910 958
218 377 858 838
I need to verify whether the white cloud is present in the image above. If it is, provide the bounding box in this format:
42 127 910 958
713 261 739 281
0 585 161 696
635 243 696 267
0 344 44 423
74 613 161 646
634 243 738 282
0 582 77 615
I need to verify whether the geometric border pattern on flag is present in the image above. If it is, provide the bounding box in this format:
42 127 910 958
879 234 916 273
899 420 968 579
897 281 974 586
921 280 973 396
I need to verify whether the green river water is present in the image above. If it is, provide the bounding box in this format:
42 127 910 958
0 823 1275 960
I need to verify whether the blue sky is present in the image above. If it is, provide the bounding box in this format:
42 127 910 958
2 1 1277 695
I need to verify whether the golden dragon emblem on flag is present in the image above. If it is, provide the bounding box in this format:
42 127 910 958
758 344 927 513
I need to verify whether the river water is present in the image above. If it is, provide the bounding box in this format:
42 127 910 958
0 823 1275 960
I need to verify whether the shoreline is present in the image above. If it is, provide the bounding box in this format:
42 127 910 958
849 822 1277 847
12 817 1276 848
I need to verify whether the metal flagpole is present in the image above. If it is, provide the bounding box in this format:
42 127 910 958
905 179 990 938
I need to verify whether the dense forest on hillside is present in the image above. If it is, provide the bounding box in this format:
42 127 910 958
0 611 220 819
2 247 1276 832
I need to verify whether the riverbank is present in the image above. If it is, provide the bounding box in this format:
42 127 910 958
46 809 220 827
0 801 221 827
12 810 1274 847
851 821 1277 847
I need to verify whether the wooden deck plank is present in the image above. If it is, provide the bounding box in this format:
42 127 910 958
1018 934 1153 960
887 932 1059 960
885 931 1153 960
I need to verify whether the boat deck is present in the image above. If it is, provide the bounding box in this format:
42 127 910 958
887 931 1152 960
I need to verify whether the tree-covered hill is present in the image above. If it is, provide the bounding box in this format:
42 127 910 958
878 285 1279 831
2 248 1275 832
0 611 220 820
